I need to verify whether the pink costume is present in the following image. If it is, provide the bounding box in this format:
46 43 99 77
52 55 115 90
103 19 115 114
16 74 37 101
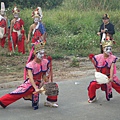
88 54 120 101
0 57 58 109
0 15 7 48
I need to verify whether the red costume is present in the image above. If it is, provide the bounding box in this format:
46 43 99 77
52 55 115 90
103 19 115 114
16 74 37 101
8 18 25 54
32 26 42 43
0 15 7 48
30 7 46 44
8 6 25 54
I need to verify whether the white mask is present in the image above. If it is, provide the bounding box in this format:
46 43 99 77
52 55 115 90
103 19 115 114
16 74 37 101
14 14 19 18
36 52 42 59
1 11 4 15
34 17 39 23
36 50 44 59
104 46 112 55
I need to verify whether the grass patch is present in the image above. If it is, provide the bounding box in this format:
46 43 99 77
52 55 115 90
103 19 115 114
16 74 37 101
70 57 79 67
5 0 120 57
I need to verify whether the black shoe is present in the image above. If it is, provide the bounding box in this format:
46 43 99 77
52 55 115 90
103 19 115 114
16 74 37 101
0 101 6 108
109 92 113 98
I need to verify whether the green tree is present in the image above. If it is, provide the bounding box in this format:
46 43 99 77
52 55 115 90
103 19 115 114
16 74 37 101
0 0 63 9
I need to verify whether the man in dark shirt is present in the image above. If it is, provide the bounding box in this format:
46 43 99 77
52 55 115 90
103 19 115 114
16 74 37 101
97 14 115 53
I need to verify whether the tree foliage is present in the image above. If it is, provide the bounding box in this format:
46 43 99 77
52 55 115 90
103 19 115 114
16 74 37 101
0 0 63 9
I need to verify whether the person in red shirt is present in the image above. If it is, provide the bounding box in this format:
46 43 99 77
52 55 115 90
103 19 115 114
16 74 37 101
0 2 7 48
8 6 26 55
27 7 46 44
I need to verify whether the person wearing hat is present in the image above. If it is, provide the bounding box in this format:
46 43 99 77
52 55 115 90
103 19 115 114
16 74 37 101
27 7 46 44
97 14 115 53
0 2 8 48
87 39 120 103
9 6 26 55
0 41 58 109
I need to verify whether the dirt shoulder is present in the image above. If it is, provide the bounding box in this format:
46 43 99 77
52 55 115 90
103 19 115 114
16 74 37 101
0 47 120 89
0 53 94 86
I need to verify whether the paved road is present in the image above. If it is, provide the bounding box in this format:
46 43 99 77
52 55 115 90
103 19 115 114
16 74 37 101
0 73 120 120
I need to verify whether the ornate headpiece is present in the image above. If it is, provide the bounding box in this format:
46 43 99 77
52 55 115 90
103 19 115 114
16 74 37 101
37 7 43 19
12 6 20 14
101 40 113 48
32 7 43 19
1 2 5 12
34 41 45 53
31 8 40 18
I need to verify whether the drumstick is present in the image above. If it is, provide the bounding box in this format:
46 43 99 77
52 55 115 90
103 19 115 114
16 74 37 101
33 86 45 94
33 89 45 94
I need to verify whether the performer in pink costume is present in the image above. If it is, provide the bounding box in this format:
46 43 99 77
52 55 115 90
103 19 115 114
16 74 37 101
0 2 7 48
88 38 120 103
0 42 58 109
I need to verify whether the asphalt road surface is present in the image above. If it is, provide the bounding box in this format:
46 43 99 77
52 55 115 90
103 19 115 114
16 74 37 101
0 73 120 120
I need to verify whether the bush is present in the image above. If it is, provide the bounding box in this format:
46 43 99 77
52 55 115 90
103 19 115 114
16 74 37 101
70 57 79 67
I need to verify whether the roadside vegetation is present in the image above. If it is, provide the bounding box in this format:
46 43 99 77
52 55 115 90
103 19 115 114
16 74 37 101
0 0 120 80
4 0 120 58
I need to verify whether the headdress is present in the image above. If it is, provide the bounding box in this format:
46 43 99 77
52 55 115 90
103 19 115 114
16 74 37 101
37 7 43 19
12 6 20 14
1 2 5 12
101 40 113 48
32 7 43 19
31 8 40 18
34 41 45 53
102 14 110 19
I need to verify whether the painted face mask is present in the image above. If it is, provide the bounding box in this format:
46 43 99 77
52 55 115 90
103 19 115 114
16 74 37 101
36 50 44 59
1 11 4 15
34 17 39 23
36 52 42 59
103 46 112 55
14 14 19 18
